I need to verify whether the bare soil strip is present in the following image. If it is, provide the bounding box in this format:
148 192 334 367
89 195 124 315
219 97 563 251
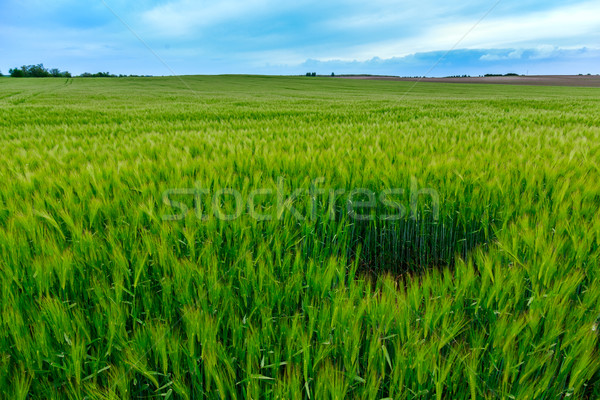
335 75 600 87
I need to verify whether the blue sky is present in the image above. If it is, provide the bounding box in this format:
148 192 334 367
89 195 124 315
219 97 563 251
1 0 599 76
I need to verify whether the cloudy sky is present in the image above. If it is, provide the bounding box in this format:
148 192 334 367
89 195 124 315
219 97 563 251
1 0 599 76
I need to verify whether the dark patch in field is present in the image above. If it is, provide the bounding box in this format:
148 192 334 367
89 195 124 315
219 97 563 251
335 75 600 87
348 215 495 276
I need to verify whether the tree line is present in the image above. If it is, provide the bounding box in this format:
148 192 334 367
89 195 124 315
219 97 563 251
3 64 151 78
7 64 71 78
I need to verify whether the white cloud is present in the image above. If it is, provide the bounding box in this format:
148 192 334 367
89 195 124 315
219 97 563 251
137 0 600 65
480 49 524 61
291 47 600 76
327 1 600 61
141 0 276 37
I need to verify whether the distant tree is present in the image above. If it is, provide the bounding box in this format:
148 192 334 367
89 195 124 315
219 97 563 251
26 64 51 77
9 68 25 77
331 72 335 76
0 70 3 77
7 64 69 77
79 71 117 78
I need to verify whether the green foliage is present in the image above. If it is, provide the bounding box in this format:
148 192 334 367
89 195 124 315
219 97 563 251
0 76 599 398
79 72 117 78
8 68 25 77
484 73 521 77
8 64 70 78
49 68 71 78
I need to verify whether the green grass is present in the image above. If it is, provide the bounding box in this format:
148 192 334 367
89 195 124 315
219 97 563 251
0 75 599 399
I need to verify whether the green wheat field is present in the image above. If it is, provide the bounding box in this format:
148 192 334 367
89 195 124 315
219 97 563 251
0 75 599 399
